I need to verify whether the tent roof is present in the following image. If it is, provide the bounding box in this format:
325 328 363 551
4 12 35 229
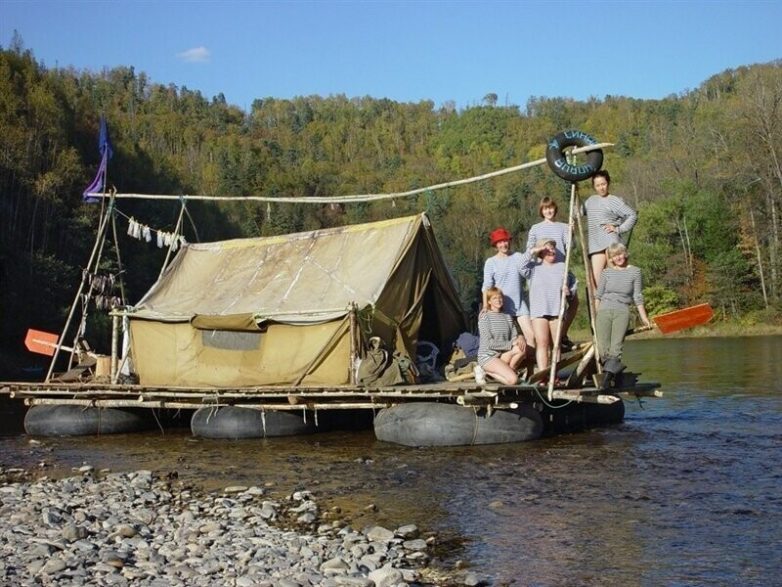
131 213 440 327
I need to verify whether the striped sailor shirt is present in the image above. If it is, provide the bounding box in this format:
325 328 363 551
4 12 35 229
582 194 637 254
596 266 644 310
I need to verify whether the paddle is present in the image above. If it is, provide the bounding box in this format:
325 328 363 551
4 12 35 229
653 303 714 334
628 303 714 336
24 329 74 356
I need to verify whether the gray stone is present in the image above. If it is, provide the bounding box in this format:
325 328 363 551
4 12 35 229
368 564 404 587
41 557 67 575
402 538 427 551
365 526 395 543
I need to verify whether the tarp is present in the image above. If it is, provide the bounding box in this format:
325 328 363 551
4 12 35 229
127 213 466 387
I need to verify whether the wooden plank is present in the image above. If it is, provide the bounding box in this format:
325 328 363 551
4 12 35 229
528 347 588 383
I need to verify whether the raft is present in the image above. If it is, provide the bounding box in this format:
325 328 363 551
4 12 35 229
373 402 544 447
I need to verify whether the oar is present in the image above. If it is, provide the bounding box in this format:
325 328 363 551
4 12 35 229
24 329 75 356
653 303 713 334
628 303 714 336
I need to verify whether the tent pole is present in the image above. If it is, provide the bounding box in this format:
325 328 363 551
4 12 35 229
349 303 358 385
158 201 186 280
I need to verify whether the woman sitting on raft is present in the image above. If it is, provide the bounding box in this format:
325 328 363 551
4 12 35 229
595 242 651 383
475 287 526 385
583 170 637 288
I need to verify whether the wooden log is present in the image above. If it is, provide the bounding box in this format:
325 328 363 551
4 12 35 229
456 391 499 406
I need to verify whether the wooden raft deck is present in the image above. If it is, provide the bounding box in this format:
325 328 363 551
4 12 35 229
0 380 662 411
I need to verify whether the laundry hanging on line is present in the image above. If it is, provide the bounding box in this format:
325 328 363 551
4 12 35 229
126 217 186 251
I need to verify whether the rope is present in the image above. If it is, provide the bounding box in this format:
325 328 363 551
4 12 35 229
84 143 613 205
470 406 480 445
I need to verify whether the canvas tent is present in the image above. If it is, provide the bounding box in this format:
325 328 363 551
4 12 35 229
125 213 467 387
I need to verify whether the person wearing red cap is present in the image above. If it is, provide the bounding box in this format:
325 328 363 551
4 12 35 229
481 227 535 354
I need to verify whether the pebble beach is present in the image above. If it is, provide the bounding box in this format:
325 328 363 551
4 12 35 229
0 466 482 587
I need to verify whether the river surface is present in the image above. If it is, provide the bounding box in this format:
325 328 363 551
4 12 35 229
2 335 781 586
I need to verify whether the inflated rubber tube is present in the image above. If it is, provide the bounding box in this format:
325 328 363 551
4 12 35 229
24 405 154 436
545 130 604 182
191 406 315 439
374 402 543 447
540 399 624 436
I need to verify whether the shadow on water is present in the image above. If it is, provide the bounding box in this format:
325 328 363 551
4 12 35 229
2 335 781 585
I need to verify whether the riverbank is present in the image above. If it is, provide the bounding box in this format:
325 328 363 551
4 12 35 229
0 466 480 587
569 321 782 342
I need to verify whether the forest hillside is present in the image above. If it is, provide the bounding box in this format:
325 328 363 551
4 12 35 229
1 40 780 375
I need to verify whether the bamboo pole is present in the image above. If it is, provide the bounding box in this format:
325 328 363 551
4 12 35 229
85 143 613 205
110 313 119 382
574 192 602 378
548 182 577 401
45 197 114 382
158 202 186 280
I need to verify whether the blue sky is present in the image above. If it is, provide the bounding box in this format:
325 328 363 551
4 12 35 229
1 1 780 112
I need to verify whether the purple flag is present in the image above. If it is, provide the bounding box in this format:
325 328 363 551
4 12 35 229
83 117 113 203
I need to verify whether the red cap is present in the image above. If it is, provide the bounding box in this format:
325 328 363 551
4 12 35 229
489 227 512 246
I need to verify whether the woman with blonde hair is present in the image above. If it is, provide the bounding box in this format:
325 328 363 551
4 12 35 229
475 287 526 385
595 242 651 379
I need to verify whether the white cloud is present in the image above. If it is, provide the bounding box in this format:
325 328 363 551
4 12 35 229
176 47 211 63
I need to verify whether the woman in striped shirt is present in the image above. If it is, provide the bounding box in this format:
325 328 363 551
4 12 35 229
583 170 637 288
482 227 535 352
521 239 578 371
477 287 526 385
595 243 651 365
526 196 579 349
526 196 570 262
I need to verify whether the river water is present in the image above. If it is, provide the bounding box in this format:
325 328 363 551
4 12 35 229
2 335 781 586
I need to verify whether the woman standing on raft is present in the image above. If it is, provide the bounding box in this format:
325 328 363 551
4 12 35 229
527 196 571 262
482 228 535 350
476 287 526 385
521 239 578 371
526 196 579 349
594 242 651 378
583 170 637 287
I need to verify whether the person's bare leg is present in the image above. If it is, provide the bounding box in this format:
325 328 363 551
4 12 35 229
590 252 607 290
532 318 551 370
504 347 525 371
483 356 519 385
516 316 535 347
563 294 579 339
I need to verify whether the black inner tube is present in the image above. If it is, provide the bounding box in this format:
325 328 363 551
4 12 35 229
545 130 604 182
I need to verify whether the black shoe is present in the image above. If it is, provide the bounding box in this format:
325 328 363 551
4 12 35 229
560 337 574 352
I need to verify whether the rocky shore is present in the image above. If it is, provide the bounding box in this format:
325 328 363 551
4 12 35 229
0 467 484 586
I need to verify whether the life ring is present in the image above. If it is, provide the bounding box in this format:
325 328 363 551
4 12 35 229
545 130 604 182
